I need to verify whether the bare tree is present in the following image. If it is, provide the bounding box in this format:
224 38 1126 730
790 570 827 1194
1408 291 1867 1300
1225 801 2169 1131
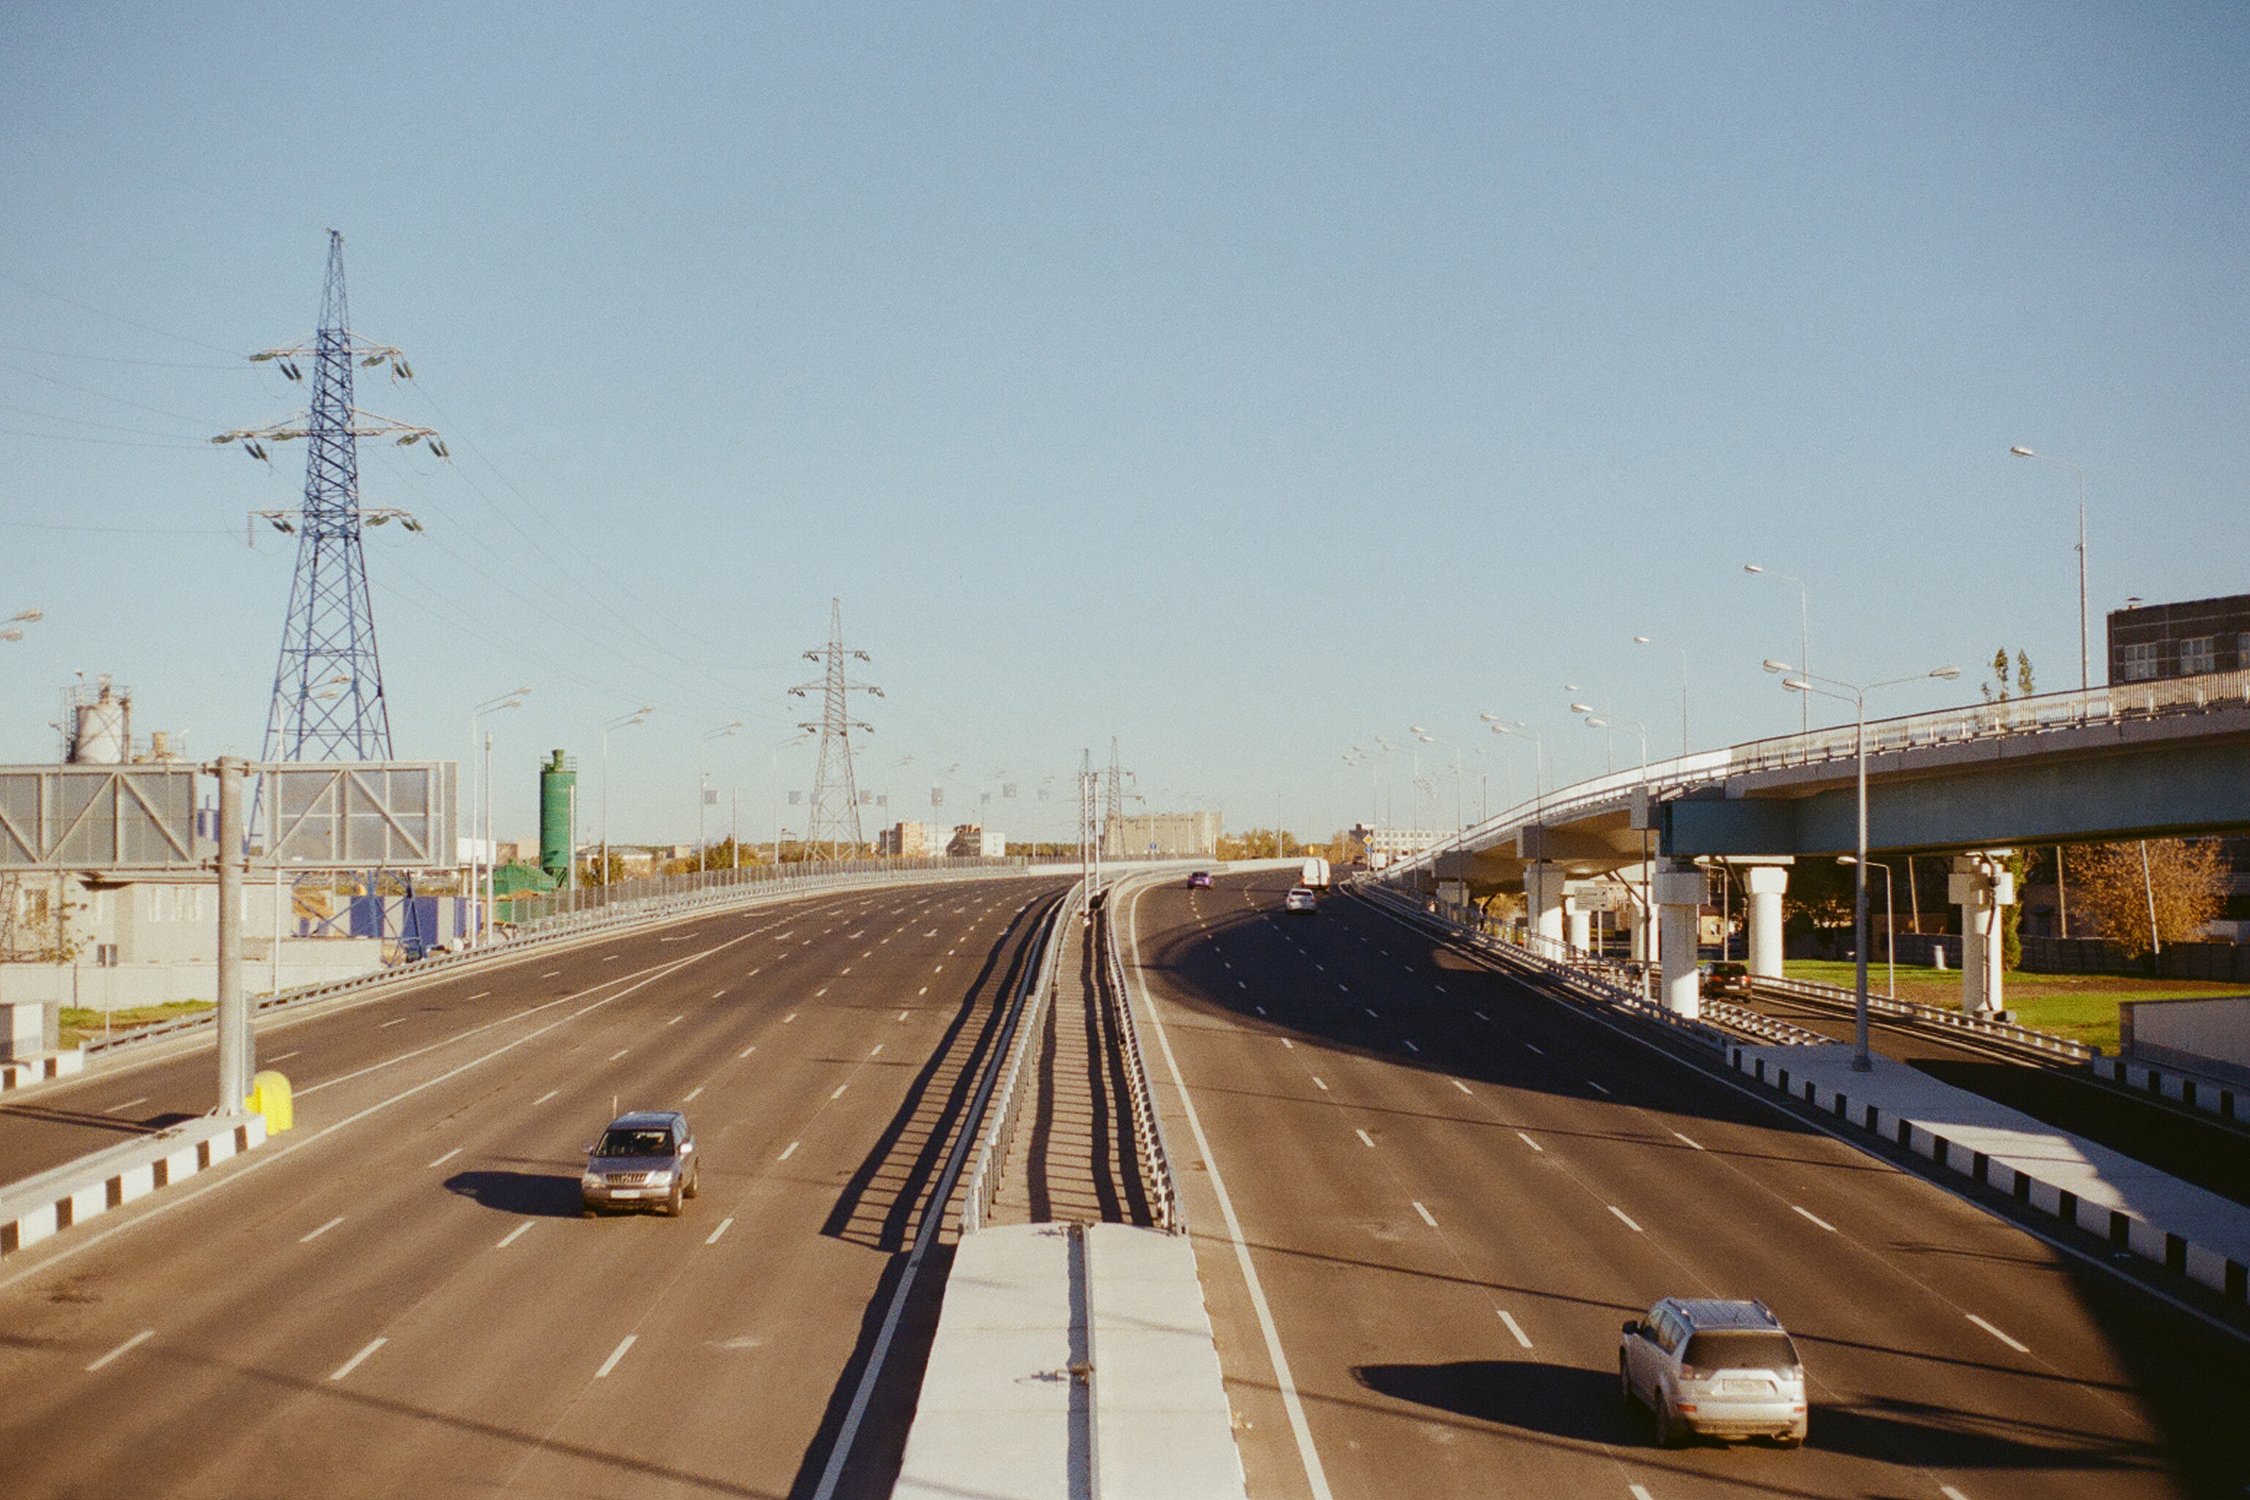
2070 838 2230 959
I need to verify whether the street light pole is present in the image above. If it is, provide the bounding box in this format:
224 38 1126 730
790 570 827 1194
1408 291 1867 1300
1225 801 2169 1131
1841 854 1896 997
1744 564 1812 733
469 687 529 946
1776 661 1961 1070
1632 634 1691 756
2008 445 2091 695
600 705 654 896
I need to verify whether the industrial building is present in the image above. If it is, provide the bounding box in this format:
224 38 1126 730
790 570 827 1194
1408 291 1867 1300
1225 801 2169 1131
2107 592 2250 682
1102 811 1221 860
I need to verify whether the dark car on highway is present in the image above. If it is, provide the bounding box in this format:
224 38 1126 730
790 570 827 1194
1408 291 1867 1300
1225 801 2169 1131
1188 870 1213 888
1700 961 1752 998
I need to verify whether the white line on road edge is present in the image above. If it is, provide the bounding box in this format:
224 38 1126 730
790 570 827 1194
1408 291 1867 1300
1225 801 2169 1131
1586 1079 1612 1095
467 991 489 1000
1355 1129 1376 1148
330 1337 387 1381
1672 1131 1704 1150
497 1222 532 1249
532 1089 559 1106
595 1334 636 1378
86 1329 154 1373
683 1086 704 1103
1516 1131 1544 1153
1412 1201 1438 1228
1791 1204 1838 1233
778 1141 800 1162
102 1097 150 1115
1609 1206 1643 1232
426 1148 461 1169
1255 1005 1267 1016
706 1217 734 1246
300 1216 344 1243
1939 1487 1971 1500
266 1050 300 1063
1967 1314 2029 1353
1125 881 1336 1500
1281 1039 1294 1050
1497 1310 1533 1349
1629 1486 1655 1500
379 1017 410 1029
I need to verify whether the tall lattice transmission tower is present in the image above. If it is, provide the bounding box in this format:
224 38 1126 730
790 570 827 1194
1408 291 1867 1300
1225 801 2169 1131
219 230 444 776
790 598 883 858
1103 736 1128 852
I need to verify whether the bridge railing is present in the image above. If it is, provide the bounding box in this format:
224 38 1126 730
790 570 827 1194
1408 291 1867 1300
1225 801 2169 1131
1393 668 2250 875
1100 877 1186 1233
961 880 1086 1235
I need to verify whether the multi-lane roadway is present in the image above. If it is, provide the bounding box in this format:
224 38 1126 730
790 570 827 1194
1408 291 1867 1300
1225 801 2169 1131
1121 868 2250 1499
0 874 1068 1499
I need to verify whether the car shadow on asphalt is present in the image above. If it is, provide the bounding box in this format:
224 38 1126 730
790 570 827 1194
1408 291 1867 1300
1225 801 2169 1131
442 1169 583 1217
1356 1360 1644 1444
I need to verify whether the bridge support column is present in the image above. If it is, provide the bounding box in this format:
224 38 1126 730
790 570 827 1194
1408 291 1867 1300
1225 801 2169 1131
1949 853 2016 1016
1524 862 1567 955
1655 862 1704 1019
1742 863 1791 979
1565 895 1591 955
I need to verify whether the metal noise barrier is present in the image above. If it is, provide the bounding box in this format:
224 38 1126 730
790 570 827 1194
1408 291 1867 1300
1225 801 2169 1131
961 880 1086 1236
1100 885 1186 1234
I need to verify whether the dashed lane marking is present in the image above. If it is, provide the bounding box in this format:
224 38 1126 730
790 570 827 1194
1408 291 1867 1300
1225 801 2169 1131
300 1216 344 1244
1311 1075 1328 1090
533 1089 559 1106
683 1085 704 1103
1498 1310 1533 1349
784 1013 798 1025
738 1045 757 1059
1791 1204 1837 1232
707 1216 735 1246
329 1337 387 1382
608 1048 631 1062
1412 1201 1438 1228
467 991 489 1001
869 1044 884 1058
1281 1039 1294 1050
427 1148 461 1169
831 1083 850 1100
1672 1131 1704 1150
1586 1080 1611 1095
1967 1315 2029 1353
1608 1206 1643 1232
497 1222 532 1249
1355 1129 1376 1148
778 1141 800 1162
1524 1042 1544 1055
541 970 561 978
1517 1131 1544 1153
267 1050 301 1063
1402 1040 1420 1053
86 1329 155 1373
1450 1078 1472 1094
595 1334 637 1379
666 1015 685 1027
897 1010 910 1022
1255 1005 1267 1016
1473 1011 1491 1023
379 1017 410 1029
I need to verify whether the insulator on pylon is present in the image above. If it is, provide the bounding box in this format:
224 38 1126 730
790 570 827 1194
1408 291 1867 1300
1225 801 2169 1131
362 352 385 367
430 439 448 458
396 432 419 446
282 361 303 381
397 359 412 379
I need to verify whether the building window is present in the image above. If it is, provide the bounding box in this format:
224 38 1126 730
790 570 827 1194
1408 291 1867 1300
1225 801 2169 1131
2181 636 2217 675
2119 641 2162 682
2238 632 2250 670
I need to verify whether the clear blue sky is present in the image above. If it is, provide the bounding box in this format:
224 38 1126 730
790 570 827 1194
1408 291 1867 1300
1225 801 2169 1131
4 3 2245 846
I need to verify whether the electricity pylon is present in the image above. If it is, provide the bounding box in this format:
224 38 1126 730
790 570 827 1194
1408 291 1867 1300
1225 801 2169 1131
1103 736 1129 854
790 598 883 858
221 229 444 773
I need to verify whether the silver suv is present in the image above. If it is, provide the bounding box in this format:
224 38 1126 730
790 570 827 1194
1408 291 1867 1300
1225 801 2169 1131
1619 1297 1807 1447
581 1109 700 1217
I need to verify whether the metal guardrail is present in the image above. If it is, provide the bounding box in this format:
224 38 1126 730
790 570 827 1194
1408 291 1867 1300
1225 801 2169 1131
1385 667 2250 877
961 881 1085 1235
1099 881 1185 1234
82 861 1064 1058
1749 973 2095 1061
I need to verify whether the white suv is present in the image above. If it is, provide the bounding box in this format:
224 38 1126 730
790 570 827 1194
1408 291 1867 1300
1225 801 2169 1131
1620 1297 1807 1447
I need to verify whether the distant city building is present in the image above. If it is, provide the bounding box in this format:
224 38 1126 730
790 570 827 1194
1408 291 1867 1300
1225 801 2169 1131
947 824 1006 858
1102 811 1221 859
879 820 943 857
2107 592 2250 684
1349 824 1451 862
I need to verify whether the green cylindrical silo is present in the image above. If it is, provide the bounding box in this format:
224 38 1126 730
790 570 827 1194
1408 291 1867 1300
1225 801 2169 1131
539 749 577 882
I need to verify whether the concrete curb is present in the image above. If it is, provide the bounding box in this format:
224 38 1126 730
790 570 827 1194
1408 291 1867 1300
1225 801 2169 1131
0 1048 85 1093
0 1114 267 1258
1731 1045 2250 1308
2091 1055 2250 1129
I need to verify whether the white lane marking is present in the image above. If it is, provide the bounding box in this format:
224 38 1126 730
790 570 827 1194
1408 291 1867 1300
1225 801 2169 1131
1792 1204 1838 1233
1516 1131 1543 1152
426 1148 461 1169
712 989 728 999
1237 981 1247 990
379 1016 410 1029
497 1222 533 1249
1127 887 1336 1500
1255 1005 1268 1016
103 1096 151 1115
603 955 621 963
1629 1487 1655 1500
467 991 489 1001
1451 1079 1472 1095
869 1043 884 1058
86 1329 155 1372
1314 964 1325 973
1523 1042 1544 1055
1355 1129 1376 1148
933 964 944 973
683 1085 705 1103
1672 1131 1704 1150
595 1334 637 1378
1473 1011 1491 1023
666 1015 685 1027
531 1088 560 1106
1434 985 1447 994
1608 1205 1643 1232
830 1083 849 1100
918 986 928 996
1336 983 1350 994
1967 1314 2029 1353
1412 1200 1438 1228
1498 1309 1533 1349
897 1010 910 1021
778 1141 800 1161
300 1216 344 1244
1586 1080 1611 1095
815 987 830 998
267 1050 301 1063
1311 1075 1328 1090
840 966 852 975
1280 1039 1295 1050
1402 1039 1420 1054
1363 1008 1379 1019
1939 1488 1971 1500
738 1044 757 1059
541 970 561 978
329 1337 387 1382
784 1013 798 1024
706 1216 735 1246
607 1048 630 1062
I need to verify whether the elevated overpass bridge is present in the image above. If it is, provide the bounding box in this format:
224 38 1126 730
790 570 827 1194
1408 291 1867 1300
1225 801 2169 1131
1385 669 2250 1019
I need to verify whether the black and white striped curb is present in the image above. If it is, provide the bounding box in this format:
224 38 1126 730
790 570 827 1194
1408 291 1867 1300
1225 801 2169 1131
0 1114 267 1258
0 1049 86 1093
2091 1055 2250 1129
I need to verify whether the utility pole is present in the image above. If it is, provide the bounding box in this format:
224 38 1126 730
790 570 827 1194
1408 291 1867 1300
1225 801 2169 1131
790 598 882 860
215 758 250 1113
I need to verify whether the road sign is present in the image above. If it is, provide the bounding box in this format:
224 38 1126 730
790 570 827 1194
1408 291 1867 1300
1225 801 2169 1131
0 765 201 870
265 761 455 870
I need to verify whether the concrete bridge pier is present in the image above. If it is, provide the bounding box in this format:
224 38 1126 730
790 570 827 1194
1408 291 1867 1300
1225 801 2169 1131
1565 895 1591 955
1950 853 2016 1016
1525 862 1568 955
1655 861 1703 1019
1741 862 1792 979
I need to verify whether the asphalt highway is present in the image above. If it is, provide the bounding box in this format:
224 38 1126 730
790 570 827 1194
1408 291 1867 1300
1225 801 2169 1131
1121 869 2250 1500
0 873 1069 1500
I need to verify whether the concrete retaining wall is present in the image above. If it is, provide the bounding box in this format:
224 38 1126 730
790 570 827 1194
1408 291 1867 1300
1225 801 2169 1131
0 1114 266 1257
